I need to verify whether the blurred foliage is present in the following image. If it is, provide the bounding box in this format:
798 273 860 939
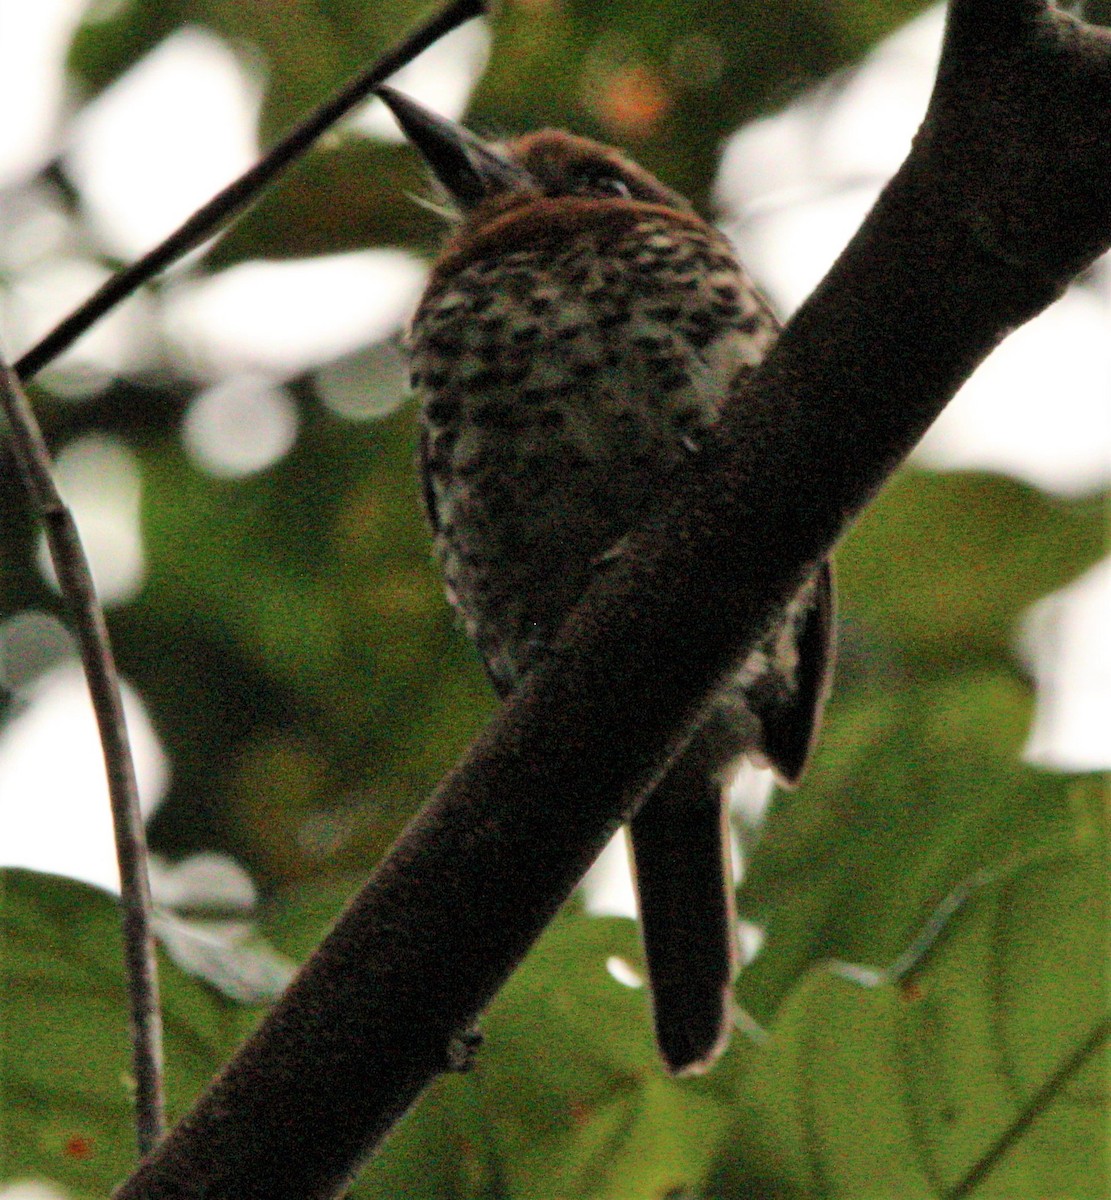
0 0 1107 1196
65 0 939 260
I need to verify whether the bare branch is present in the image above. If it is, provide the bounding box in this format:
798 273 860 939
0 355 164 1153
112 1 1111 1196
14 0 487 383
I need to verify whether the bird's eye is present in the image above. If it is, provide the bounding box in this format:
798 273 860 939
578 172 633 199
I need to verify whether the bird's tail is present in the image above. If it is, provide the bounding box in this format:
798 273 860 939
628 753 737 1075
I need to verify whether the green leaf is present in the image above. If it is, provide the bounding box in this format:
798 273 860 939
711 788 1107 1197
349 1070 496 1200
837 470 1108 666
735 669 1081 1021
67 0 189 98
476 913 732 1200
0 870 260 1195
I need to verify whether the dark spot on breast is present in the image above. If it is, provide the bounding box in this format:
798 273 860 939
647 351 681 373
528 295 554 315
633 333 669 352
423 333 459 356
647 304 682 323
501 363 530 386
472 401 521 429
672 406 704 430
536 408 566 430
685 309 717 331
684 326 716 350
513 277 546 301
511 324 542 345
477 313 508 335
465 368 506 391
424 397 461 423
737 312 766 335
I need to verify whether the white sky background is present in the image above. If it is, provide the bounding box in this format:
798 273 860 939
0 2 1106 902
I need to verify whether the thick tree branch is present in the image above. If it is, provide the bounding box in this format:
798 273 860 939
114 2 1111 1197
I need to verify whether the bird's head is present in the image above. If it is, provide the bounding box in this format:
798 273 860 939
376 86 695 254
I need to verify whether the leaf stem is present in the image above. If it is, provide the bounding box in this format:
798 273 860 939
946 1015 1111 1199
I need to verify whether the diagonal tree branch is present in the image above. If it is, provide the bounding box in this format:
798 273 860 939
14 0 486 383
113 1 1111 1196
0 354 165 1153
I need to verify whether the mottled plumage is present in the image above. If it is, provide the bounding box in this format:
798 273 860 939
379 87 834 1074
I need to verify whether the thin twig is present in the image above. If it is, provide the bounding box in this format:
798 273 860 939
14 0 487 382
0 354 165 1153
946 1014 1111 1199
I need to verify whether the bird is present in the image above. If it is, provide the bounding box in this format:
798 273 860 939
377 85 834 1075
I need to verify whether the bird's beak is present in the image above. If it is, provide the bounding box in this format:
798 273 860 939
376 86 531 211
